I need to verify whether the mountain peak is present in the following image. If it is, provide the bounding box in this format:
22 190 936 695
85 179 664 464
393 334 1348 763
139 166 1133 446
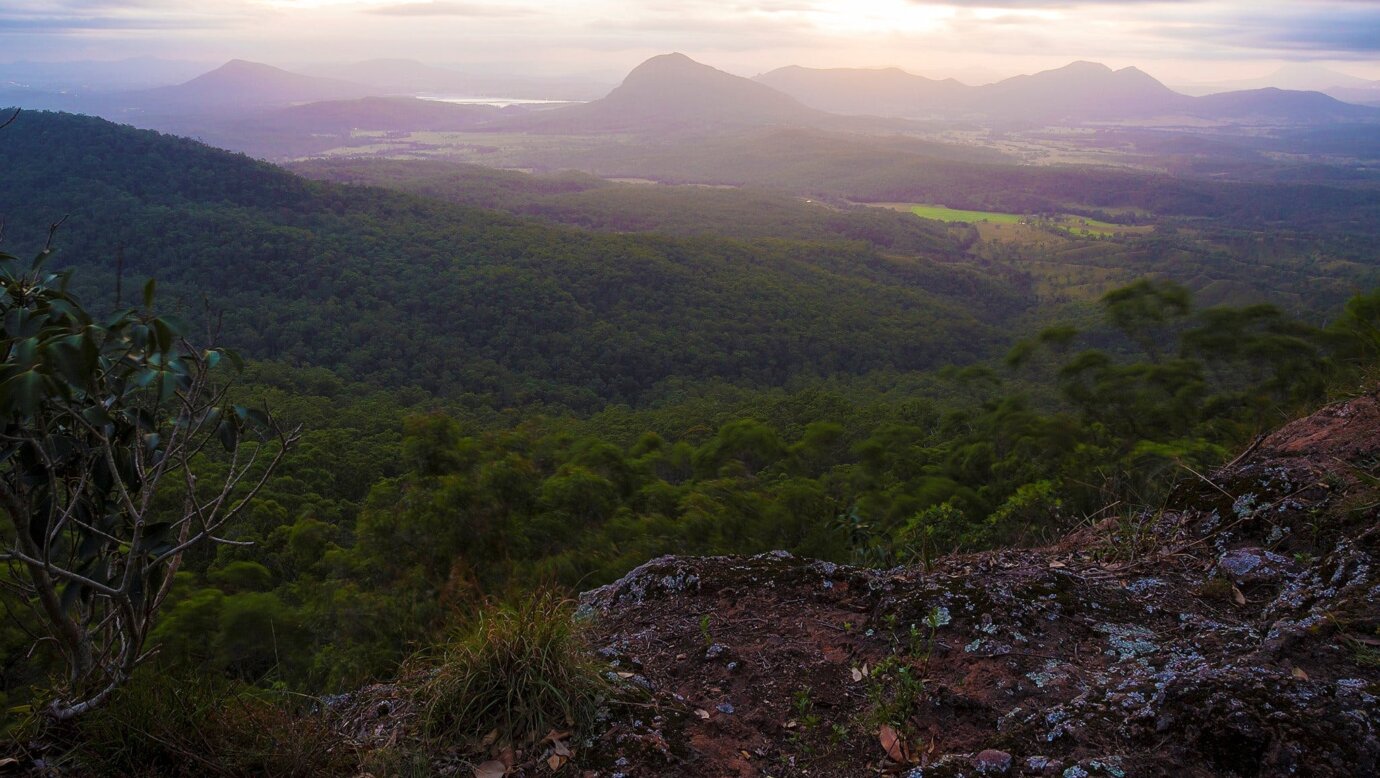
146 59 372 112
1061 60 1114 73
624 53 714 81
529 53 819 132
211 59 282 75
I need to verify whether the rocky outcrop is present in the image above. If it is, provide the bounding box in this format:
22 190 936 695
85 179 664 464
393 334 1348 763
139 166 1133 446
576 394 1380 776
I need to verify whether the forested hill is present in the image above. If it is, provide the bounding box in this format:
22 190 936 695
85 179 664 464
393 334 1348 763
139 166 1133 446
0 111 1026 409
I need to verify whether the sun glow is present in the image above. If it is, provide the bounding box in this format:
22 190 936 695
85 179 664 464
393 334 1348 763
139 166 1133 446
792 0 959 36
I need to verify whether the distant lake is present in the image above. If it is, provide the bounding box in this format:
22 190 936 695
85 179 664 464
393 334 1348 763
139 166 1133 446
417 96 583 108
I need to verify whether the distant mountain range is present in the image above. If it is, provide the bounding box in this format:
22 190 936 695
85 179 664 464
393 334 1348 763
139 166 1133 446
755 60 1379 125
1176 64 1380 106
5 53 1375 138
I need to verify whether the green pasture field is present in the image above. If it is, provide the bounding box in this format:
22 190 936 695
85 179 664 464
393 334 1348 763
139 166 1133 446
906 205 1026 224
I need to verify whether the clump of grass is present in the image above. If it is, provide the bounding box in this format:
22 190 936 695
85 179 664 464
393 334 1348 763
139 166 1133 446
410 592 609 746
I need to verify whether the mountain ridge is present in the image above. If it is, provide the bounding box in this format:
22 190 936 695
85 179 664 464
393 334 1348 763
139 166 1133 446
755 58 1379 124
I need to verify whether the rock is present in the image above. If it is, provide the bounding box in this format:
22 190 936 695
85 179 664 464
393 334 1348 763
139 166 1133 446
973 748 1014 775
1216 546 1296 586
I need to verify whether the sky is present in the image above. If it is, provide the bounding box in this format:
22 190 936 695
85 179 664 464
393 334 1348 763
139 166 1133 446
2 0 1380 86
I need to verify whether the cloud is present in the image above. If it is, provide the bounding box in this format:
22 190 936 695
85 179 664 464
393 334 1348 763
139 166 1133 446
1138 2 1380 58
910 0 1194 6
365 1 532 16
0 0 253 34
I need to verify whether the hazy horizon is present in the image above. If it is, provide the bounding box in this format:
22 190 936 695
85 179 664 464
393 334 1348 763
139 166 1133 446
3 1 1379 89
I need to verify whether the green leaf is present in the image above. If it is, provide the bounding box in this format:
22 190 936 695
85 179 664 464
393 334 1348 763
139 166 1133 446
151 319 175 354
44 339 91 387
142 278 156 309
0 370 46 416
217 419 239 452
221 348 245 372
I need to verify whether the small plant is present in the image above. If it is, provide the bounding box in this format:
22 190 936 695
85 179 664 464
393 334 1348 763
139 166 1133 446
410 592 609 747
787 687 822 756
792 687 821 730
864 656 926 729
699 613 714 648
1092 510 1163 564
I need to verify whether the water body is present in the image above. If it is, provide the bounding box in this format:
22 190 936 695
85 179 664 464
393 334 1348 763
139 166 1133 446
417 95 582 108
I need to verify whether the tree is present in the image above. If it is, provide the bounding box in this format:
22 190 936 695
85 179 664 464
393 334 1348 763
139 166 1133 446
0 236 299 719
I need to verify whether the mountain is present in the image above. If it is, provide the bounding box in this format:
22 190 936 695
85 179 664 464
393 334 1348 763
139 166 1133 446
131 60 375 114
522 53 828 133
973 60 1187 121
1177 63 1377 95
752 59 1379 125
1325 83 1380 107
1192 87 1378 123
754 65 966 117
754 61 1184 121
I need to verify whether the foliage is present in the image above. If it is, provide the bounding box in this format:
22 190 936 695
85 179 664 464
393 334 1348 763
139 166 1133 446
0 242 298 718
409 593 609 746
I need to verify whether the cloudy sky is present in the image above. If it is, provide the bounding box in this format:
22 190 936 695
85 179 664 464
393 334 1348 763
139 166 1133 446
3 0 1379 85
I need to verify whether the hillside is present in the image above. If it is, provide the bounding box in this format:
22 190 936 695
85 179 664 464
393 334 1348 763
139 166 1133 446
521 53 828 133
328 391 1380 775
0 111 1024 408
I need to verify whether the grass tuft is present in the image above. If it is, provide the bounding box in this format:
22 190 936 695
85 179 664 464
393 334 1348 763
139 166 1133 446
410 591 609 746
